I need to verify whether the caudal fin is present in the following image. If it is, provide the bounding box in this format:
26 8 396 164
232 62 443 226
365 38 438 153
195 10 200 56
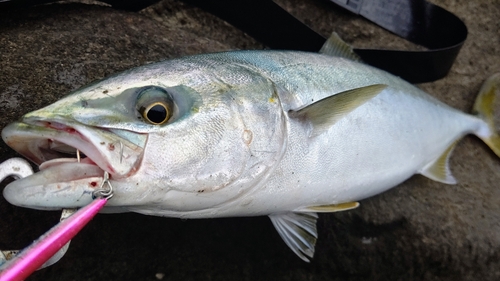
473 73 500 157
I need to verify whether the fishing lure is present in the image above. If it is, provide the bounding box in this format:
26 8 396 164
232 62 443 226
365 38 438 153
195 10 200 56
0 158 112 281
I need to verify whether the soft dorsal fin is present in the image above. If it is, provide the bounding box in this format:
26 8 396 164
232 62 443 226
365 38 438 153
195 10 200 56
289 84 387 137
268 212 318 262
419 141 459 184
297 201 360 213
319 32 362 62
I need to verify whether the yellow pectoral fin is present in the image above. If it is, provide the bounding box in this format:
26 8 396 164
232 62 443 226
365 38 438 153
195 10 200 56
419 140 459 184
298 202 360 213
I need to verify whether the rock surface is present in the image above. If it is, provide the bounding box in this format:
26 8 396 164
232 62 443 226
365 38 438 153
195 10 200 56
0 0 499 280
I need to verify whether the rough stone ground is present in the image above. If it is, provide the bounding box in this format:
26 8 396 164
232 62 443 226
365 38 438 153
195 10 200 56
0 0 499 280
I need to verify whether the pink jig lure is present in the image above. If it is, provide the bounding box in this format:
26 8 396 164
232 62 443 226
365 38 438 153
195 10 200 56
0 197 108 281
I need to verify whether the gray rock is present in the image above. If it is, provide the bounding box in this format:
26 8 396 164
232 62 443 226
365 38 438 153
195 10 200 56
0 0 499 280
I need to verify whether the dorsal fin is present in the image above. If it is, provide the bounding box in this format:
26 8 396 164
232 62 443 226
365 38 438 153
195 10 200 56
419 140 459 184
319 32 362 62
268 212 318 262
297 201 360 213
289 84 387 137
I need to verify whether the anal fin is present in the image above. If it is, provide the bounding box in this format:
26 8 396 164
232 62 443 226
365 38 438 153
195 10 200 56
297 202 360 213
419 141 459 184
268 212 318 262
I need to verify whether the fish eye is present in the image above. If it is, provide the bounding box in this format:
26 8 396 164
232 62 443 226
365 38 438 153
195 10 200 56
141 102 170 125
136 87 174 125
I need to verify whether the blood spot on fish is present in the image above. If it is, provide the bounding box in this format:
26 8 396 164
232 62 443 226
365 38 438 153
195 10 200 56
108 143 115 151
242 130 253 145
89 182 97 188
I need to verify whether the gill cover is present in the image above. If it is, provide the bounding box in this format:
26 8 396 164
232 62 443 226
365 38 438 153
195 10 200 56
135 74 288 212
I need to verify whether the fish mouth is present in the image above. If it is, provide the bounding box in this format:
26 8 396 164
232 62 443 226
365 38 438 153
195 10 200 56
1 118 147 209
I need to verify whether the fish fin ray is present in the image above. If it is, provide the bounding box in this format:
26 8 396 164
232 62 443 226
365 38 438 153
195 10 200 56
289 84 387 137
297 202 360 213
473 73 500 158
419 141 459 184
269 212 318 262
319 32 362 62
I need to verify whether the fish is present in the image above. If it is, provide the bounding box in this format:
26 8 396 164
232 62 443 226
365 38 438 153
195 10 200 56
2 50 500 262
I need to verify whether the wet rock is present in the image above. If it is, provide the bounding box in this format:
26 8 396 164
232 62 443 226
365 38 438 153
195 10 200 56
0 0 499 280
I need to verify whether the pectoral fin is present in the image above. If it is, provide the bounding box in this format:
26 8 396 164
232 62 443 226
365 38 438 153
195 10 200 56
289 84 387 137
297 202 360 213
419 141 459 184
268 212 318 262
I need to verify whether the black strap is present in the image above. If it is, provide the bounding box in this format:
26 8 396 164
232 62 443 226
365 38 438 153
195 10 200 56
183 0 467 83
348 0 467 83
1 0 467 83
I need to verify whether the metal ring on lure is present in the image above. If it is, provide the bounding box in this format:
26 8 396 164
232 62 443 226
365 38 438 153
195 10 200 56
92 171 114 199
0 158 33 181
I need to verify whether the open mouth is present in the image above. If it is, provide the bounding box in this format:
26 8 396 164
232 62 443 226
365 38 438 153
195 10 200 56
1 119 146 209
2 119 146 177
3 121 111 176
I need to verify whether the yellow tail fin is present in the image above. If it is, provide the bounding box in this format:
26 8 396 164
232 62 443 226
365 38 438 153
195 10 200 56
473 73 500 157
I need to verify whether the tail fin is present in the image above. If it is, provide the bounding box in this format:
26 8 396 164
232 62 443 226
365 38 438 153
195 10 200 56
473 73 500 157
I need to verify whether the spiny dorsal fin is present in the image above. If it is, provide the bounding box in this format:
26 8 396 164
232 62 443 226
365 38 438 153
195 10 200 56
319 32 362 62
419 140 459 184
297 202 360 213
289 84 387 137
268 212 318 262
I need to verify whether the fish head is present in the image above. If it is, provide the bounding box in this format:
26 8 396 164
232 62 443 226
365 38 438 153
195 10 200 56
2 58 286 214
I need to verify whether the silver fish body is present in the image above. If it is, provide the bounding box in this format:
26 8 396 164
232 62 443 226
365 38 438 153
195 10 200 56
3 51 499 261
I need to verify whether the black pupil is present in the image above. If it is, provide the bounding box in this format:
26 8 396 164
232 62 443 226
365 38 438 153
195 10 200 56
147 104 167 123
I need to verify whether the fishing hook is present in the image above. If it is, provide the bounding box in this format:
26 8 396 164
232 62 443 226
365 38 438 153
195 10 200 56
92 171 114 199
